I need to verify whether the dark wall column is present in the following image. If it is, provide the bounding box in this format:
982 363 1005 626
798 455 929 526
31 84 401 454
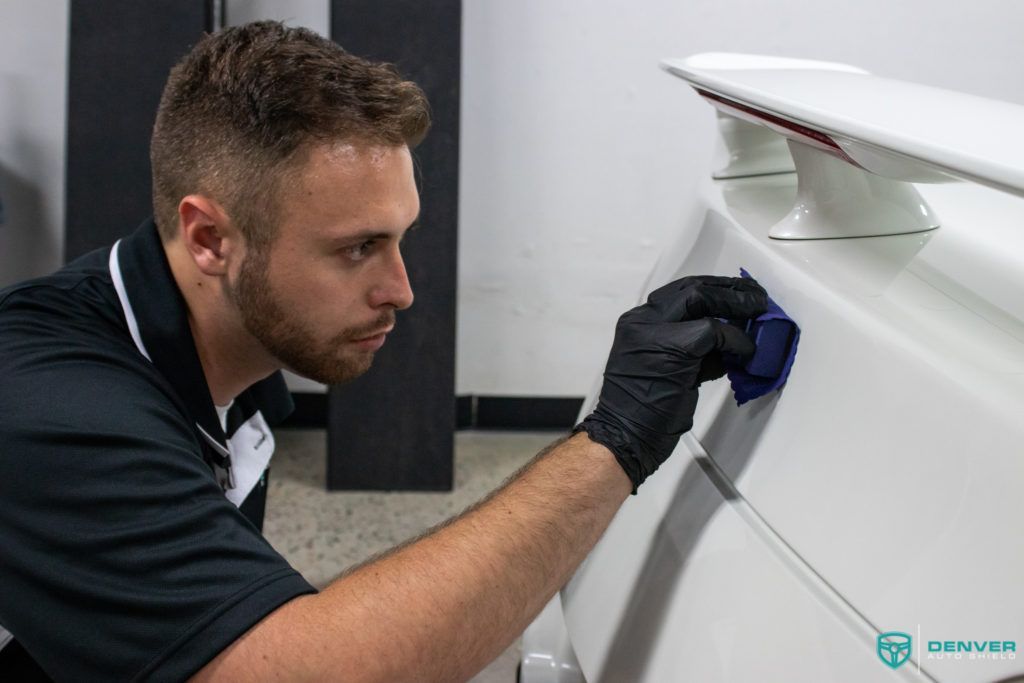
328 1 461 490
66 1 213 260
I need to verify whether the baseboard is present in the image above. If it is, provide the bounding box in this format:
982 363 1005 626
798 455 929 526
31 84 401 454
279 393 584 431
471 396 584 431
456 395 474 429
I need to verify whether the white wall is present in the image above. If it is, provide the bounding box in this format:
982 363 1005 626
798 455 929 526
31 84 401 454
457 0 1024 396
0 0 69 288
225 0 328 35
4 0 1024 398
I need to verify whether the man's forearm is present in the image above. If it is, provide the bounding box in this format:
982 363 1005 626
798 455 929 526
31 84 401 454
193 432 631 682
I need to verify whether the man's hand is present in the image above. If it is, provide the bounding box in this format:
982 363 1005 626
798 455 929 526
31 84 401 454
576 275 768 491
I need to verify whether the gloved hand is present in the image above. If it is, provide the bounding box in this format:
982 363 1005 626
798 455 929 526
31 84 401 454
575 275 768 492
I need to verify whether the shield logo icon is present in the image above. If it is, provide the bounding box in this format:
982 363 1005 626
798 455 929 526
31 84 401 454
877 631 913 669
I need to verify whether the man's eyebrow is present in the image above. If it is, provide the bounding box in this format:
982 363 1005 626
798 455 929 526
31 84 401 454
333 230 393 243
328 215 421 244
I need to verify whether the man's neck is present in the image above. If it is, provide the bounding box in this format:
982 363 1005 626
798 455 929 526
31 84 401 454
164 241 278 407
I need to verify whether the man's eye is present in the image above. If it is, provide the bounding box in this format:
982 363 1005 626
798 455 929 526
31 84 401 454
344 241 375 262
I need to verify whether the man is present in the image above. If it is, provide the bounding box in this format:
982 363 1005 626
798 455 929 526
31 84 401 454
0 21 766 681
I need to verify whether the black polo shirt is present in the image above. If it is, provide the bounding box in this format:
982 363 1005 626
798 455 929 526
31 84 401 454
0 219 316 681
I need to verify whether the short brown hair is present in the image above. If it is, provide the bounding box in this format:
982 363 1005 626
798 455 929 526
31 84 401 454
150 21 430 245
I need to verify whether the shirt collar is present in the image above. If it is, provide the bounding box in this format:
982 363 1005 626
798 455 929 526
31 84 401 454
108 219 293 451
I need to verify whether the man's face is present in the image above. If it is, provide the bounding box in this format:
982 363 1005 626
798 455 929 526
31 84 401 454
229 142 419 385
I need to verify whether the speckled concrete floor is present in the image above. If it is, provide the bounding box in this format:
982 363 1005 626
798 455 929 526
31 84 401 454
263 428 560 682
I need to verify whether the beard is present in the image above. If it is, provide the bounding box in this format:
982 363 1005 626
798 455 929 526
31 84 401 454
228 245 394 385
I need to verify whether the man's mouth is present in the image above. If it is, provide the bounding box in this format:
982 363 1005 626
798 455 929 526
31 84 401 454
350 326 394 350
351 326 394 342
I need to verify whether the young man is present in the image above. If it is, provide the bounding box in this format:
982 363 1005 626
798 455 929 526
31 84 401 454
0 21 766 681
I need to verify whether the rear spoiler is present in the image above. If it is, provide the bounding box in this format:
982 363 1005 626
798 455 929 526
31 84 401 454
662 53 1024 239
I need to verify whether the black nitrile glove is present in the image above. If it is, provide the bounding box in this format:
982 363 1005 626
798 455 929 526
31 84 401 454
575 275 768 492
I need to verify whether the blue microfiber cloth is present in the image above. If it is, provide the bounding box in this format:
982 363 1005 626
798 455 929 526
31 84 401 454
724 269 800 406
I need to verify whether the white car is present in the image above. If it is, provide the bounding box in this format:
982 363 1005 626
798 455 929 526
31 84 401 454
521 53 1024 683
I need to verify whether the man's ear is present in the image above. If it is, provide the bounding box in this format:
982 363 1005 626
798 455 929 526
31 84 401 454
177 195 238 276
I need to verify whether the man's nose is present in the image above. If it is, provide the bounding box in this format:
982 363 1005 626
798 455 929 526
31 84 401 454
370 245 414 310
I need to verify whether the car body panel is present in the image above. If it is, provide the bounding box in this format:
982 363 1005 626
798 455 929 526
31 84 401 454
562 430 931 682
523 54 1024 683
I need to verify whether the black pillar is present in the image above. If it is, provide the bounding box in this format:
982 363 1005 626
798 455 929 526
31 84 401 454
65 1 213 260
328 1 461 490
